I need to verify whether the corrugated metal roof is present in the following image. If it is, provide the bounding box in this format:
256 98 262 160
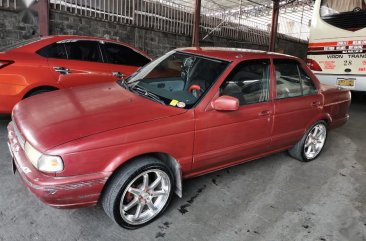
163 0 314 40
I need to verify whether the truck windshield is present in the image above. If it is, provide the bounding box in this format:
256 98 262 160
320 0 366 30
125 51 230 109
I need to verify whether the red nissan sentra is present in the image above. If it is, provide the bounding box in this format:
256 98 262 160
7 48 350 229
0 35 151 114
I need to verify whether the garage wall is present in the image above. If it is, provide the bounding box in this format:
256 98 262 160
0 10 39 47
50 11 308 59
0 9 308 59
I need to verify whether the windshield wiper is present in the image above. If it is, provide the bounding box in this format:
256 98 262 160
131 84 166 105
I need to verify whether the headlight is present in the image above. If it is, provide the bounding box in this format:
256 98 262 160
24 142 42 167
24 142 64 173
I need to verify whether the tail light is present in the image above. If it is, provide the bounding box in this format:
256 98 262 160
306 58 322 71
0 60 14 69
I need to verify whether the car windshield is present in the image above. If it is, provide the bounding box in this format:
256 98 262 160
319 0 366 30
123 51 230 109
320 0 365 16
0 37 41 52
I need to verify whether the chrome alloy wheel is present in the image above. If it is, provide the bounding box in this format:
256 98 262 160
120 169 171 225
304 123 327 159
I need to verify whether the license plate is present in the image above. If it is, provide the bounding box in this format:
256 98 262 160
337 78 355 87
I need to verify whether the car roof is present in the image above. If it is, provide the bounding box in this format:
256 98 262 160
44 35 115 42
177 47 298 62
8 35 150 59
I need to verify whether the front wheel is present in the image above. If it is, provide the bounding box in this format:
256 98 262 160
288 121 327 162
101 157 174 229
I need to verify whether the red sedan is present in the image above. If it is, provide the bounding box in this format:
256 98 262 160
0 35 151 113
7 48 350 229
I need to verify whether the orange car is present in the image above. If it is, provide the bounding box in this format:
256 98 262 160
0 35 151 113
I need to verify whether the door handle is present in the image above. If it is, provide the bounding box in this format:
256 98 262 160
311 101 321 107
258 110 272 117
53 66 70 75
112 71 126 79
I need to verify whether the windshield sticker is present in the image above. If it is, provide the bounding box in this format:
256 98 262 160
170 99 179 106
177 102 186 108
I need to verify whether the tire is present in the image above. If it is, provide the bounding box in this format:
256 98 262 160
24 88 56 99
101 156 175 229
288 121 327 162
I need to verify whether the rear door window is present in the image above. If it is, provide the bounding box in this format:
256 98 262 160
101 42 150 67
299 68 317 95
274 59 318 99
64 41 102 62
37 43 67 59
275 60 303 99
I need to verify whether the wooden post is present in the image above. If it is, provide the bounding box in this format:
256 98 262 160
269 0 279 52
37 0 49 36
192 0 201 47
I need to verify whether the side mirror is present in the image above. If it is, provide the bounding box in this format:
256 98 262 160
211 95 239 111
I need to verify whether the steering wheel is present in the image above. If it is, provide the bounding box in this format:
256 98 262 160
188 84 204 98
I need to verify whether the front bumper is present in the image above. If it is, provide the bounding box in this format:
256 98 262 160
7 122 110 208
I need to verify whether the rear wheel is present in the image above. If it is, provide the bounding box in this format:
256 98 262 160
289 121 327 162
24 88 57 99
102 157 174 229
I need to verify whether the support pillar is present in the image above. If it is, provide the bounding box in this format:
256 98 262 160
269 0 279 52
37 0 49 36
192 0 201 47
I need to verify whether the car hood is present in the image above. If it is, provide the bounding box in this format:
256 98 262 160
13 82 186 151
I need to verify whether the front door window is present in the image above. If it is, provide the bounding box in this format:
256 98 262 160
220 59 270 105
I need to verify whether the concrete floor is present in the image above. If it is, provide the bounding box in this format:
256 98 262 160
0 96 365 241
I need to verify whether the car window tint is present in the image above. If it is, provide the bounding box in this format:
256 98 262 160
36 43 67 59
102 42 150 67
274 60 302 99
220 59 270 106
65 41 102 62
299 67 317 95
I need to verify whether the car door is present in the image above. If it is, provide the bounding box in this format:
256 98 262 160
271 58 322 149
46 40 119 88
193 59 274 172
100 41 151 79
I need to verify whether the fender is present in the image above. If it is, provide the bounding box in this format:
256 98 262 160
305 112 332 133
104 144 187 198
22 83 60 98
